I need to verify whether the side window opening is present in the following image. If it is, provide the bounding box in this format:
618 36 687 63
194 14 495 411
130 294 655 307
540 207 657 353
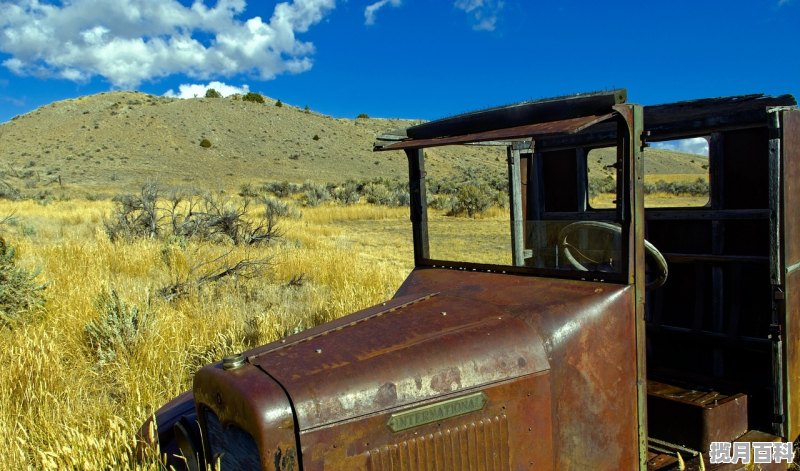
587 137 710 208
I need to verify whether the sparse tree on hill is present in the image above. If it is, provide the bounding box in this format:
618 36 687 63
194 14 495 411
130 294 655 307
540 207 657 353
242 92 265 103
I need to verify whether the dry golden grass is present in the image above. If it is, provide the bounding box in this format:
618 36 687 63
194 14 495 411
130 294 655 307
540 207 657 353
0 198 411 469
0 190 736 469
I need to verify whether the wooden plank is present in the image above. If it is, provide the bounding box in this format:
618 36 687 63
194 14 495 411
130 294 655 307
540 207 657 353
507 144 525 267
405 149 429 264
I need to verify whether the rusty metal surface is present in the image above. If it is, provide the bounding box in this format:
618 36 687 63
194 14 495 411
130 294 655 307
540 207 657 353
393 268 640 470
783 110 800 442
192 362 298 470
299 373 553 470
532 94 796 152
367 415 509 471
647 381 748 450
377 114 615 151
784 110 800 269
404 89 626 140
249 287 551 431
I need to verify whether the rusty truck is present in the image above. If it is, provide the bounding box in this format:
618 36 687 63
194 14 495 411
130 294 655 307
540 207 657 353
139 89 799 470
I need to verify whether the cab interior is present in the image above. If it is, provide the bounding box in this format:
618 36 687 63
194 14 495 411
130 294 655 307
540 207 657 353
520 95 795 466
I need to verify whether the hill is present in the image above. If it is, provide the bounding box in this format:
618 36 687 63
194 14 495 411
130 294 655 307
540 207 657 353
0 91 707 198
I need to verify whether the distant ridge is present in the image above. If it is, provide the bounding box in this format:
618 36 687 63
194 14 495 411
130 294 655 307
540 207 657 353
0 91 707 197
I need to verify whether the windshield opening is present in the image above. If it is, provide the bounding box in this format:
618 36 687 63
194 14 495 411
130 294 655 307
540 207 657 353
421 143 624 280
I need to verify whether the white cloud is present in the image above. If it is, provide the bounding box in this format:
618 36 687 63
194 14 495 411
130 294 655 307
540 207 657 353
163 81 250 98
652 137 709 156
364 0 401 25
0 0 336 88
454 0 503 31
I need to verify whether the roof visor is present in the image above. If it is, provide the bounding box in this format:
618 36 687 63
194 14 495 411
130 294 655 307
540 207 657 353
375 89 625 151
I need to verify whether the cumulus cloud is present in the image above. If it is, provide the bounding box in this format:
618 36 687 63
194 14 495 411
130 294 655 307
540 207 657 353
0 0 336 88
454 0 503 31
163 80 250 98
364 0 401 25
652 137 709 156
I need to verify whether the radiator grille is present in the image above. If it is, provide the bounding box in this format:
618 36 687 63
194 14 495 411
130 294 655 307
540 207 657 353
367 415 509 471
204 409 261 470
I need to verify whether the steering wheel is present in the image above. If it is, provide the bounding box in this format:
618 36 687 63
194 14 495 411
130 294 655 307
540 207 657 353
557 221 668 289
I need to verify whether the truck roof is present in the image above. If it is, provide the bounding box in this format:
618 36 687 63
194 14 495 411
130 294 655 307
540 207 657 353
374 90 796 152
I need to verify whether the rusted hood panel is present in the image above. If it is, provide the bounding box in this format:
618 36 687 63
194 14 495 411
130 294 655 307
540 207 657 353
395 268 640 469
250 266 636 461
249 289 550 431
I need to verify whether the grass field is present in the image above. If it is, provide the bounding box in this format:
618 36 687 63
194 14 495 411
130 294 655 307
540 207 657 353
0 198 412 470
0 182 734 470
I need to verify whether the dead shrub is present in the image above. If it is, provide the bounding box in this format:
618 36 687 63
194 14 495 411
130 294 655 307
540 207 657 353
105 184 284 245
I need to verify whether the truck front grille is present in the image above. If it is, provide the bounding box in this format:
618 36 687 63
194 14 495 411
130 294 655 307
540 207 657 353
204 409 261 470
366 415 510 471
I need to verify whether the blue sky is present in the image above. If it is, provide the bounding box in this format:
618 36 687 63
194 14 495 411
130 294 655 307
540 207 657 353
0 0 798 124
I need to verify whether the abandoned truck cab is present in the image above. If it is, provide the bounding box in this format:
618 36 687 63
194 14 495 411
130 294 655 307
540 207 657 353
140 90 800 470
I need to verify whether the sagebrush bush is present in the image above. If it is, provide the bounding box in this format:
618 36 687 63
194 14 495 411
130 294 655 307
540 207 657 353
428 194 456 212
84 288 150 366
261 180 302 198
588 175 616 196
363 182 393 206
262 196 301 219
301 181 331 207
0 236 46 328
205 88 222 98
238 183 260 198
331 181 360 205
645 178 709 196
199 138 212 148
448 183 493 217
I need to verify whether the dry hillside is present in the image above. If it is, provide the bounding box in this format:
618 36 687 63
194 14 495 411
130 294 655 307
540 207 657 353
0 91 706 198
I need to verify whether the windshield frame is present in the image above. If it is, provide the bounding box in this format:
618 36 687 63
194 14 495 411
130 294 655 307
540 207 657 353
403 111 640 286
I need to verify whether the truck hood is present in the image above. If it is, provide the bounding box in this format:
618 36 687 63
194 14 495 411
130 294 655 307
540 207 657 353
246 268 631 432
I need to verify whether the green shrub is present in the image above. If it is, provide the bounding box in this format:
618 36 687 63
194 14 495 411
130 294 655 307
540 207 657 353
0 235 46 328
331 181 360 205
428 194 456 212
363 182 392 205
643 178 709 196
84 288 150 366
275 99 283 107
262 196 301 219
261 181 302 198
312 134 320 141
301 181 331 207
238 183 260 198
356 113 369 119
588 175 616 197
242 92 265 103
205 88 222 98
199 138 212 148
448 183 493 217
